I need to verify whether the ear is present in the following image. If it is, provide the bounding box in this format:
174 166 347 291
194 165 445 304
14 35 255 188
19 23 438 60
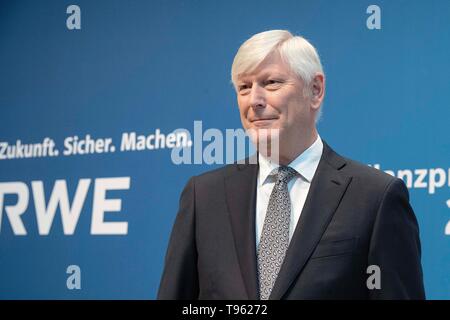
310 73 325 110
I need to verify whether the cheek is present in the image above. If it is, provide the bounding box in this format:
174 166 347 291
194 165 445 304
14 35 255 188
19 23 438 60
276 94 306 122
270 88 294 105
268 94 289 114
237 99 249 117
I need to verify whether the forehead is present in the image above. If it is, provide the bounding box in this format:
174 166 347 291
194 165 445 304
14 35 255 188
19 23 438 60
237 52 293 82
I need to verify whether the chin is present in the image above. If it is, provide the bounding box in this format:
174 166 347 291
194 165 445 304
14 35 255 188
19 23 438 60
246 127 281 151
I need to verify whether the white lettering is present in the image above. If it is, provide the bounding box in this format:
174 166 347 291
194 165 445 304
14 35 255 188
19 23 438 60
0 182 29 235
413 169 428 189
91 177 130 235
66 265 81 289
366 5 381 30
66 5 81 30
32 179 91 235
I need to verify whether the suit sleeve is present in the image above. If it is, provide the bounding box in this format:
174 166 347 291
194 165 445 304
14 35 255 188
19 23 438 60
157 176 199 299
368 178 425 299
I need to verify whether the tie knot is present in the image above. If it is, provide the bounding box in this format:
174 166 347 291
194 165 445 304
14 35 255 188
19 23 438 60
271 166 297 184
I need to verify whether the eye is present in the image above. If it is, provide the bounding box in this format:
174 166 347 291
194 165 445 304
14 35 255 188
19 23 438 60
264 79 282 88
238 84 251 94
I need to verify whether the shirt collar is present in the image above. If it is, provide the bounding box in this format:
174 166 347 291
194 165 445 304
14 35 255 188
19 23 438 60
258 135 323 186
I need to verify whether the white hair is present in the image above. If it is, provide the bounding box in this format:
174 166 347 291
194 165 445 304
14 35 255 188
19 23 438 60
231 30 325 122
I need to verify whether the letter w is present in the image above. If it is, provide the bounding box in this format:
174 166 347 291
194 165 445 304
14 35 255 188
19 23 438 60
32 179 91 235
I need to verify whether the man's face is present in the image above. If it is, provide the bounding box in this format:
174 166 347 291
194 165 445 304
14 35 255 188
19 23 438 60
236 52 316 149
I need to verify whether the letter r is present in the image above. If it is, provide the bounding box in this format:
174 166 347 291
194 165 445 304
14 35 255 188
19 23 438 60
0 182 29 235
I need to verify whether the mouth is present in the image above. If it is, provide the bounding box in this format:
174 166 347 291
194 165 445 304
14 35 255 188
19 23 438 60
250 118 278 127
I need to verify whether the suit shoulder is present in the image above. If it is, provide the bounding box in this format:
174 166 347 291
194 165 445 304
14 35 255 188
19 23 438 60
339 155 397 187
192 163 239 183
323 142 397 188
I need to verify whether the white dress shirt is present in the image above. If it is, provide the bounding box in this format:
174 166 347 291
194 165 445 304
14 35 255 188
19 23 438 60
256 135 324 248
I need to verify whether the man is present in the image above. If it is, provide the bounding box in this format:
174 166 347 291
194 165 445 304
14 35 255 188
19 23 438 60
157 30 425 299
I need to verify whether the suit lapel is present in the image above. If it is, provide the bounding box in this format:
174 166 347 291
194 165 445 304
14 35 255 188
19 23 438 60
225 156 259 300
269 142 352 299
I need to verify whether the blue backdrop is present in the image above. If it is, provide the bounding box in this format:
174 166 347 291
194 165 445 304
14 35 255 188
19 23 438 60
0 0 449 299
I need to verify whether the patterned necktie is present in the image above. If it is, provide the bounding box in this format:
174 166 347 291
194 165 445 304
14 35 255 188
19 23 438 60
257 165 297 300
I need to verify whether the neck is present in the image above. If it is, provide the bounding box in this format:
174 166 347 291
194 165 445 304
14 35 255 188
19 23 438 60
262 129 318 166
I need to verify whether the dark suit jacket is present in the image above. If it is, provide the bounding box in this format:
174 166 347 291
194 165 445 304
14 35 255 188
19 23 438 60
157 141 425 299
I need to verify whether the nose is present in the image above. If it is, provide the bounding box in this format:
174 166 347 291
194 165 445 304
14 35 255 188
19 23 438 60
249 84 266 110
